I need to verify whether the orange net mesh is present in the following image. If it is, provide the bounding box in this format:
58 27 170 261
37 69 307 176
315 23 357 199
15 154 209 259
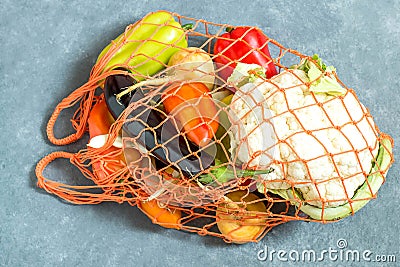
36 11 394 243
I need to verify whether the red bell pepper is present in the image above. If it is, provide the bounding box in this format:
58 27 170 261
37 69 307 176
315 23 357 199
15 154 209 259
163 82 219 147
214 27 278 81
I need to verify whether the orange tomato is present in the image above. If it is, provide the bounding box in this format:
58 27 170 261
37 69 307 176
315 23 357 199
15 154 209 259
137 199 182 229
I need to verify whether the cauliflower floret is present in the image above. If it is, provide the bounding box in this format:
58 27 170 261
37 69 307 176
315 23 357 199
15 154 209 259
229 70 379 207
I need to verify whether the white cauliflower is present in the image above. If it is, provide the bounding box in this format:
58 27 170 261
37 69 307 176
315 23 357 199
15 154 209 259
229 66 379 208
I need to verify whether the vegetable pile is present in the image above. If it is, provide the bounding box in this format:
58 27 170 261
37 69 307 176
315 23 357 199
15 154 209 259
36 11 394 244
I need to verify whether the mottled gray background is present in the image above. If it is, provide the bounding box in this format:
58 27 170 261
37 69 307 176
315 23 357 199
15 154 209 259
1 0 399 266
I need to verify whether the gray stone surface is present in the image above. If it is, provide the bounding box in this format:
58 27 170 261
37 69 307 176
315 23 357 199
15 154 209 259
1 0 399 266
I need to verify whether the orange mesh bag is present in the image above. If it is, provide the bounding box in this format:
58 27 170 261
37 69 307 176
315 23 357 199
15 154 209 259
36 10 394 243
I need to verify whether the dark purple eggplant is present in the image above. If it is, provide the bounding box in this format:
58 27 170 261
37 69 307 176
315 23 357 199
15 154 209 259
104 73 137 119
104 73 214 178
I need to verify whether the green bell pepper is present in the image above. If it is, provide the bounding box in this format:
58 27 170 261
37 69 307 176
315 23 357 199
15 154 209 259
96 11 190 79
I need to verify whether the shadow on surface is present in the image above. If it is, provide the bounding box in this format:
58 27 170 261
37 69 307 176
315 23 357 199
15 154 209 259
29 155 162 235
39 21 129 147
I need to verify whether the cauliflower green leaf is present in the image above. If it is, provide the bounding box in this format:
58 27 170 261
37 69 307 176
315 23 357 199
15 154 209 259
258 138 393 220
198 160 274 185
227 62 266 87
292 54 346 96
